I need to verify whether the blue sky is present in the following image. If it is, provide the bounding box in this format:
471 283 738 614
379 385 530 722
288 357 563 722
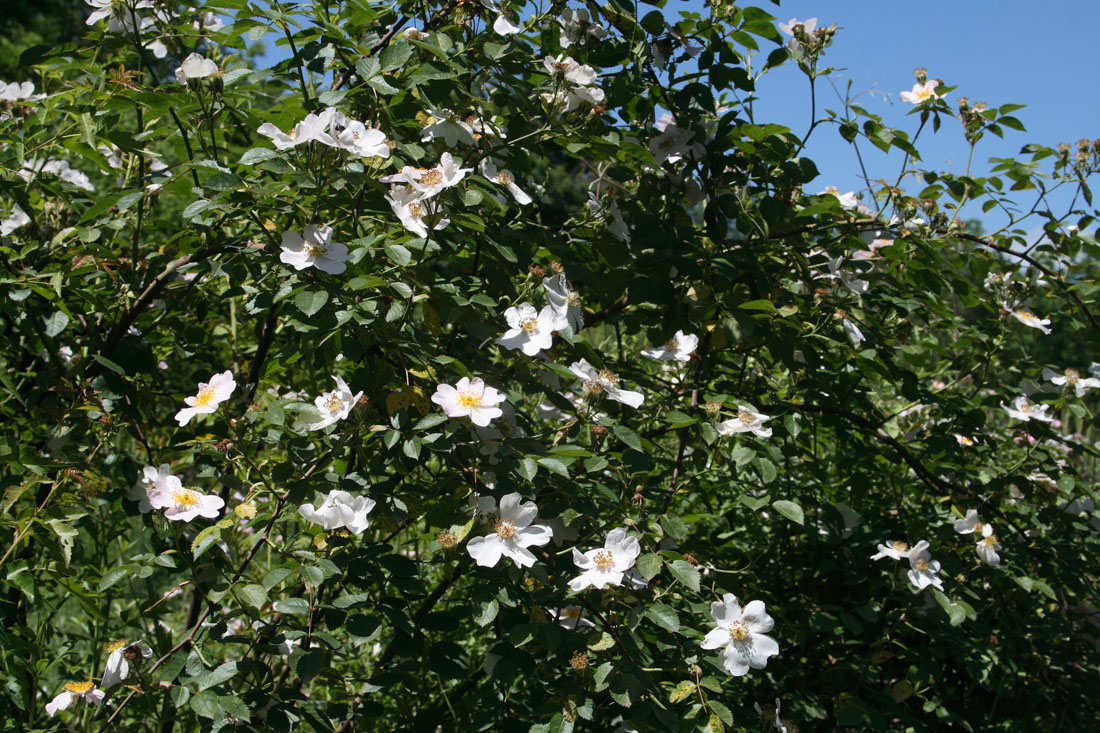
257 0 1098 229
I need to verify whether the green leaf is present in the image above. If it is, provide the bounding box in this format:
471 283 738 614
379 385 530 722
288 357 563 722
384 243 412 266
668 680 695 704
611 424 643 452
238 147 278 165
414 413 448 431
43 311 69 338
294 647 326 683
646 603 680 632
537 457 569 477
190 690 220 719
273 597 310 615
380 42 413 72
47 519 78 566
517 456 538 482
636 552 661 580
99 566 132 591
475 599 499 627
198 661 238 691
772 499 804 525
204 172 244 191
668 559 700 592
239 584 267 610
294 290 329 317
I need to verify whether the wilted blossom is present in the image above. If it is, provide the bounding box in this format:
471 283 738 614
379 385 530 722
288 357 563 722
101 639 153 688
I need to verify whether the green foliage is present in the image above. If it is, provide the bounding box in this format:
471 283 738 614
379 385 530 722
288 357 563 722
2 1 1100 732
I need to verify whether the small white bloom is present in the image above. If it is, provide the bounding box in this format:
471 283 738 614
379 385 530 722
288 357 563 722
481 159 532 205
778 17 817 53
101 639 153 689
900 80 943 105
174 53 218 84
386 184 449 238
542 274 584 333
1043 367 1099 397
0 80 45 102
870 540 912 561
128 464 177 512
569 359 644 409
953 509 985 535
466 492 553 568
1 204 30 236
700 593 780 677
298 489 376 534
955 434 975 447
906 540 944 591
715 406 773 438
280 224 350 275
559 7 606 47
85 0 153 26
542 55 598 85
330 114 391 158
175 370 236 426
148 480 225 522
420 108 476 147
305 376 362 431
257 108 337 150
641 330 698 362
976 524 1001 567
379 152 471 199
1009 308 1051 334
46 681 105 717
569 527 642 591
842 317 865 346
1001 395 1054 423
649 123 701 165
431 377 507 427
496 302 557 356
551 606 596 630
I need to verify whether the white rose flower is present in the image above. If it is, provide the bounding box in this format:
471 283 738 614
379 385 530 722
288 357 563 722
641 330 698 362
496 302 557 356
175 370 236 426
1001 395 1054 423
1 204 31 236
700 593 780 677
431 377 506 427
542 274 584 333
466 492 553 568
568 527 642 591
279 224 350 275
305 375 363 431
953 509 986 535
299 489 376 534
906 540 944 591
1043 366 1099 397
976 524 1001 567
558 7 606 47
330 114 391 158
174 53 219 84
379 152 471 199
46 681 105 717
420 108 476 147
128 464 178 512
386 184 449 239
899 80 943 104
257 108 337 150
551 606 596 630
480 158 533 205
778 17 817 52
148 480 225 522
870 540 912 561
715 406 773 438
1009 308 1051 334
101 639 153 689
569 359 644 409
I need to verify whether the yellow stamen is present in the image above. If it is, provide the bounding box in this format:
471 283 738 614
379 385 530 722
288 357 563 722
520 317 538 333
64 681 95 693
728 620 750 642
891 541 908 553
457 392 482 408
191 386 217 407
105 639 128 653
494 519 518 540
172 489 199 508
593 549 614 570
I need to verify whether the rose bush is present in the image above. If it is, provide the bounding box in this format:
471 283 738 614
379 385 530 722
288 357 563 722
2 1 1099 731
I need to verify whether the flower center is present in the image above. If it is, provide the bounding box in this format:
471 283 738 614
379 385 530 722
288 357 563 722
64 681 94 693
192 386 218 407
728 620 750 642
407 202 424 217
552 61 569 70
663 338 680 351
520 317 538 333
973 520 985 533
458 391 482 408
891 541 908 552
419 169 443 187
105 639 128 653
494 171 514 185
304 240 329 258
494 519 518 540
324 394 344 414
1065 369 1080 384
597 369 618 385
561 607 581 619
1015 310 1036 322
915 88 934 101
915 557 929 572
567 292 582 307
981 534 999 546
593 549 614 570
1019 401 1032 413
737 409 755 423
171 489 199 508
583 379 603 395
